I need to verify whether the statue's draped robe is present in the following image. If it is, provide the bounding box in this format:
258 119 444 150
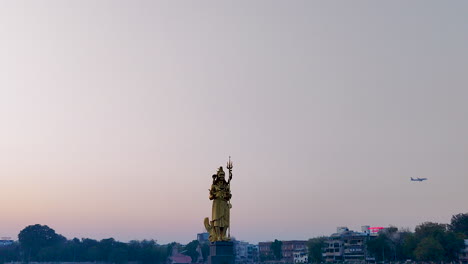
210 181 231 227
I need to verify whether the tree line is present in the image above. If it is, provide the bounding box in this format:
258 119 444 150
1 213 467 264
0 224 209 264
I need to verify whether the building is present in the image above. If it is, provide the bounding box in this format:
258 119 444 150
282 241 307 263
170 245 192 264
236 240 250 264
170 253 192 264
259 241 273 260
259 240 307 263
292 248 308 263
323 226 377 263
235 240 259 264
197 232 209 244
248 244 259 263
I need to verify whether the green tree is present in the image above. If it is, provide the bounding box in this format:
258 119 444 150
18 224 66 260
109 247 129 264
270 239 283 260
135 240 160 264
412 222 464 262
366 227 411 262
414 222 447 240
307 237 326 263
385 227 411 261
449 213 468 238
155 243 171 264
14 226 173 264
97 238 116 261
0 242 20 263
81 239 100 261
401 232 418 260
414 237 444 261
393 230 413 261
440 230 465 261
367 234 392 261
183 240 200 263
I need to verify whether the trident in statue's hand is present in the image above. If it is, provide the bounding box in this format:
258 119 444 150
227 156 233 183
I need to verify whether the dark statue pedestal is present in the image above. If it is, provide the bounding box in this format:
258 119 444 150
208 241 234 264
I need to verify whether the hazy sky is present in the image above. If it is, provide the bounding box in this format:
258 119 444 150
0 1 467 244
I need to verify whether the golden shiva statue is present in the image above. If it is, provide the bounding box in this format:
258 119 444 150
204 157 233 242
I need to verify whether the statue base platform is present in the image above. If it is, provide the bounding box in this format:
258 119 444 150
208 241 234 264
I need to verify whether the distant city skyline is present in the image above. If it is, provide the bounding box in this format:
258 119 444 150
1 1 467 244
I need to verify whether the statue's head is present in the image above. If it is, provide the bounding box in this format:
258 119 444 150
217 167 225 179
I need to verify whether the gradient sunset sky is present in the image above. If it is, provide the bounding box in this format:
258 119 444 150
0 1 467 244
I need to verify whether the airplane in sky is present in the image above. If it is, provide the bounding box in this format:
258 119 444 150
411 177 428 182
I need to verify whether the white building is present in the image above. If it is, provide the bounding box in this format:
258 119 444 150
293 248 308 263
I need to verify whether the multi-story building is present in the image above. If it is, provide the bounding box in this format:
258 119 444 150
235 240 250 264
282 241 307 263
292 248 308 263
323 226 376 263
259 240 307 263
248 244 259 263
259 241 273 260
235 240 259 264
